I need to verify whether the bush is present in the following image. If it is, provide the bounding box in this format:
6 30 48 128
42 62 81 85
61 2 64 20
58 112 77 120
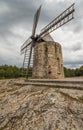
0 65 22 79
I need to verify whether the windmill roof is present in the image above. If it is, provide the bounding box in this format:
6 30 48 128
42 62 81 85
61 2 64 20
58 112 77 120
42 33 54 42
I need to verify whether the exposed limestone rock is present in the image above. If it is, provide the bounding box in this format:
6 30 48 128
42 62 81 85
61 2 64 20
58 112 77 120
0 79 83 130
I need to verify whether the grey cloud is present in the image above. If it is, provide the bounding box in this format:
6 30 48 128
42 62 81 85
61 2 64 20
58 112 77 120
64 60 83 65
63 42 83 52
71 42 82 51
0 0 82 35
0 0 78 36
0 0 46 40
0 0 83 68
63 0 83 33
0 56 22 67
64 60 83 68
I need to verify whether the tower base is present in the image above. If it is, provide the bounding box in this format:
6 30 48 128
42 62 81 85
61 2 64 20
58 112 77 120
32 41 64 79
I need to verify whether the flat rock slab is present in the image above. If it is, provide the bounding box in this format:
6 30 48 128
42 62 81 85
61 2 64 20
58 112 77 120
0 78 83 130
15 77 83 90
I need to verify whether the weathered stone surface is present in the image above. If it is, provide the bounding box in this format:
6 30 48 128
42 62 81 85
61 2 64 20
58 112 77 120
0 79 83 130
33 41 64 79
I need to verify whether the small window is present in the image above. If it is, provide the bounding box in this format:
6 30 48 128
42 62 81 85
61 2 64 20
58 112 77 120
48 65 51 74
45 46 48 53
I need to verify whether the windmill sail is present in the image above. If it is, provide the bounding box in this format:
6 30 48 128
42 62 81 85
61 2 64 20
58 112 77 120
21 6 41 78
40 3 75 38
21 37 32 54
32 5 41 37
21 5 41 54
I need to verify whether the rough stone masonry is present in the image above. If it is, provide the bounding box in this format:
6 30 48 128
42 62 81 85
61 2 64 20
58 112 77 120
32 41 64 79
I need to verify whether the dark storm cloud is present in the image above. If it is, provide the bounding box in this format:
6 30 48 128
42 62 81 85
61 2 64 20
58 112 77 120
0 0 76 35
0 0 82 34
0 0 34 34
0 0 80 37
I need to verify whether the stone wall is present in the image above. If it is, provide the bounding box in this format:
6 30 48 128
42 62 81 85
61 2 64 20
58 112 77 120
32 41 64 79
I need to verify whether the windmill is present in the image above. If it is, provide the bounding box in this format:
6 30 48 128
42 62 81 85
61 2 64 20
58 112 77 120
21 3 75 79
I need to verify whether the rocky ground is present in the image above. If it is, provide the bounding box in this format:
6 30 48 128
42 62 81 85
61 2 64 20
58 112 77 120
0 78 83 130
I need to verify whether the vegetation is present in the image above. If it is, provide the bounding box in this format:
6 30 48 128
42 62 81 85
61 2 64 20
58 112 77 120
0 65 22 78
64 66 83 77
0 65 83 79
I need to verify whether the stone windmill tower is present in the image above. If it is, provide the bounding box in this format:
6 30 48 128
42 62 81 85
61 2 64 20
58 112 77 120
33 34 64 79
21 4 75 79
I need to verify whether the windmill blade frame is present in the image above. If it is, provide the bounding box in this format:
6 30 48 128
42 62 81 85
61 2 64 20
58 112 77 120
21 5 41 54
26 41 33 78
39 3 75 38
32 5 41 37
21 37 32 54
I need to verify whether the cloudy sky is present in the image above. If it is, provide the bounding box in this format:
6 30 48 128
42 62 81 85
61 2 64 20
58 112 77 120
0 0 83 68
